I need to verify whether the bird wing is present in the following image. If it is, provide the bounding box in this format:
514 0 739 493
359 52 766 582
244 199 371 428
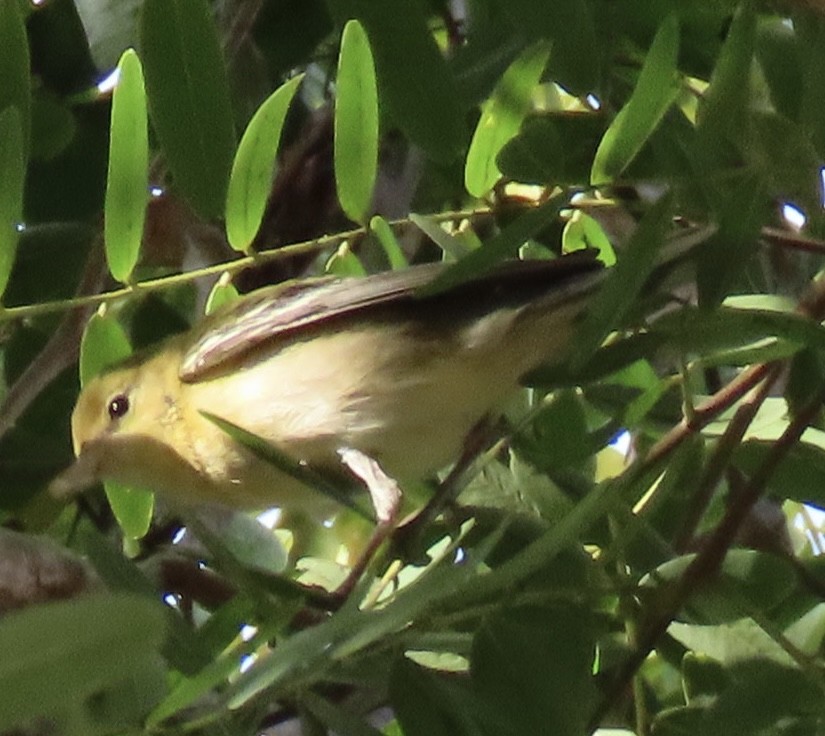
179 254 604 381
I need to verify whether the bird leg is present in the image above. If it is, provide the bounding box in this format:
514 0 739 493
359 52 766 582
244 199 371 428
333 447 402 600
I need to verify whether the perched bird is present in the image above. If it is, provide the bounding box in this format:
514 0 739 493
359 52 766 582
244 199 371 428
51 233 700 528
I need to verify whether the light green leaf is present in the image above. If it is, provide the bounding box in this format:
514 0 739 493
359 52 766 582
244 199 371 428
0 593 166 732
140 0 235 219
465 41 550 197
105 49 148 283
225 74 304 253
370 215 408 269
204 274 240 315
591 16 680 184
335 20 378 224
0 105 24 299
332 0 464 162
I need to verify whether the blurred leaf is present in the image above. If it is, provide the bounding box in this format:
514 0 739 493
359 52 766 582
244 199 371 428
301 691 384 736
105 49 148 283
418 191 568 295
756 18 802 121
695 2 756 168
0 593 167 733
642 550 797 624
592 15 680 184
570 193 673 368
253 0 332 80
0 105 24 299
411 213 471 260
735 440 825 509
332 0 465 162
650 305 825 355
140 0 235 220
472 605 596 736
497 113 604 186
335 20 378 224
225 74 303 252
0 0 30 155
30 89 76 162
390 656 485 736
465 41 550 197
499 0 600 93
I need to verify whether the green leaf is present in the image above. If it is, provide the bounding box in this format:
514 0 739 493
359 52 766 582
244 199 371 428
369 215 408 269
591 16 680 184
332 0 465 162
570 193 673 368
79 313 154 539
465 41 550 197
0 0 30 156
200 411 370 518
472 605 597 736
79 312 132 387
417 191 568 296
0 593 167 732
140 0 235 220
390 657 485 736
497 113 604 186
225 74 304 253
735 440 825 508
335 20 378 224
410 213 471 260
0 105 24 300
105 49 148 283
204 275 240 315
650 305 825 355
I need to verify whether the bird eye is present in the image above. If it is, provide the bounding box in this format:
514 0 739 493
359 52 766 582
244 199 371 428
107 394 130 420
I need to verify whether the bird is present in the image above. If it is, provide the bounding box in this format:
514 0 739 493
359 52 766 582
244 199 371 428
51 228 704 539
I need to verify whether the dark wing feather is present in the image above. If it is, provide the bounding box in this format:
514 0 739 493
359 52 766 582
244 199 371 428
179 255 604 381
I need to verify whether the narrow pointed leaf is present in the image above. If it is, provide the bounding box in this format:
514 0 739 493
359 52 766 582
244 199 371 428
225 74 304 252
335 20 378 224
591 16 680 184
105 49 148 283
465 41 550 197
140 0 235 220
370 215 408 269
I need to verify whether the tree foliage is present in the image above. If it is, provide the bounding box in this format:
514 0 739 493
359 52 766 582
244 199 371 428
1 0 825 734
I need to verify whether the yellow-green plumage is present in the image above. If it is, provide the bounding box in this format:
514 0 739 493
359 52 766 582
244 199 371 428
55 255 605 517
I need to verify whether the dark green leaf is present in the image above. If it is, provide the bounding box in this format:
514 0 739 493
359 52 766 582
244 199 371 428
105 49 148 283
735 440 825 509
335 20 378 224
140 0 235 219
0 0 30 155
331 0 465 162
497 112 604 186
570 193 673 368
472 605 596 736
0 105 24 299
